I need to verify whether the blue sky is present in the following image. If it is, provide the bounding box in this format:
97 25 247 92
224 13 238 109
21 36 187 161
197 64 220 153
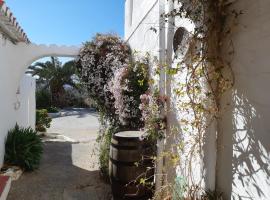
5 0 125 45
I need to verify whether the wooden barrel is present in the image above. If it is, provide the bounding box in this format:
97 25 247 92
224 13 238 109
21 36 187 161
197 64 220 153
109 131 154 200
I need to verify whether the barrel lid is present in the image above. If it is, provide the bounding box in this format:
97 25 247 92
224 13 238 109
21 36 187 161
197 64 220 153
114 131 145 139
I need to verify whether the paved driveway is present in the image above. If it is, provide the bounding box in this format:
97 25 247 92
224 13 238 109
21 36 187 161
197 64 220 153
8 108 111 200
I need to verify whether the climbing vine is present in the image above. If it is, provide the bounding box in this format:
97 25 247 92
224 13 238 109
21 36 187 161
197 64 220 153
140 87 167 141
152 0 241 199
76 33 131 125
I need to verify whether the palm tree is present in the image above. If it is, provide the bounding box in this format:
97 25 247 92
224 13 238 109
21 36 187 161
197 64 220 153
27 57 78 107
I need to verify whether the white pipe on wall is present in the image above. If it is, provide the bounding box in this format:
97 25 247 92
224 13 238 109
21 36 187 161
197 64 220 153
164 0 176 186
155 0 166 193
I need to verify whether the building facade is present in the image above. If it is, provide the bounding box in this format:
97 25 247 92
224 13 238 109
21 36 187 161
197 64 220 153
125 0 270 199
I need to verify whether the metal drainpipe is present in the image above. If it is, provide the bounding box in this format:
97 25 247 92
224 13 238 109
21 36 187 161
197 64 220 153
155 0 166 193
164 0 175 185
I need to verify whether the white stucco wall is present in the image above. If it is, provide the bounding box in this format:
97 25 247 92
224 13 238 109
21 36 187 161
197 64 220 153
125 0 167 191
0 35 79 167
126 0 215 192
216 1 270 199
127 0 270 199
125 0 160 54
16 74 36 129
0 36 20 167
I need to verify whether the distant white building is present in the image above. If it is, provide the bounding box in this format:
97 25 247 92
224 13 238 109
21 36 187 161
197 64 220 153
0 1 79 168
125 0 270 199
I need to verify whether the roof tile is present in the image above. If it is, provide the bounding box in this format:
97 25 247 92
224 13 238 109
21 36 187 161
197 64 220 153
0 0 30 43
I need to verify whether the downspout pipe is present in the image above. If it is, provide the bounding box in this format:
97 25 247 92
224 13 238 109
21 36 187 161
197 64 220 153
155 0 166 193
155 0 176 194
164 0 176 184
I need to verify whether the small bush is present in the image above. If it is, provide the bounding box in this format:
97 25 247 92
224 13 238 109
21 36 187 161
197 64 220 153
98 125 119 180
36 89 52 109
46 106 59 113
5 124 43 171
36 109 52 132
62 88 89 108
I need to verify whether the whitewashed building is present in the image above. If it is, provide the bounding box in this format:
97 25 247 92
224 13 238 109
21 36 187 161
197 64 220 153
125 0 270 199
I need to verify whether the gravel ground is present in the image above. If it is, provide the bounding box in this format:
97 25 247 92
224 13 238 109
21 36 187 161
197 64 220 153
8 108 111 200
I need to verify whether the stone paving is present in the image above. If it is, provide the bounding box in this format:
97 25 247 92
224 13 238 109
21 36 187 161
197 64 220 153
8 108 111 200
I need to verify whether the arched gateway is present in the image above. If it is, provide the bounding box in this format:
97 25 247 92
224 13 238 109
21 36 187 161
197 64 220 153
0 0 80 167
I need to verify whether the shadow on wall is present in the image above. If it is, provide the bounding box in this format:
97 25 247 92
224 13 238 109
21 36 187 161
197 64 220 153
7 142 111 200
217 88 270 200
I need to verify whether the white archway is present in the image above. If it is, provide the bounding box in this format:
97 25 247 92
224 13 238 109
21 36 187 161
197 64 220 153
5 43 80 89
0 41 80 166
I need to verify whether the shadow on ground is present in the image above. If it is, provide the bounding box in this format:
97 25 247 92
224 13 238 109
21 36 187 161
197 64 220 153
8 142 111 200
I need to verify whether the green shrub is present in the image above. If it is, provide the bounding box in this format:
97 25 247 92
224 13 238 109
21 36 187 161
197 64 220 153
5 124 43 171
98 125 119 180
36 109 52 132
36 89 52 109
46 106 59 113
98 132 111 180
62 89 89 108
